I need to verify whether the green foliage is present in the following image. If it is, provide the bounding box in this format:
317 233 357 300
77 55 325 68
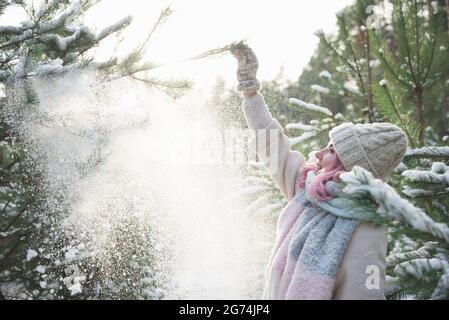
0 0 202 300
371 0 449 144
213 0 449 299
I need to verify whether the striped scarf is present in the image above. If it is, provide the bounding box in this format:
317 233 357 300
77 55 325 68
263 171 377 300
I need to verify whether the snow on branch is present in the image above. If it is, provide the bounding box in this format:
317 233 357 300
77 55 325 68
27 59 88 77
1 1 81 49
319 70 332 79
290 132 319 146
37 0 81 34
34 0 60 21
402 162 449 186
36 26 94 52
285 123 315 131
401 186 446 198
95 16 132 43
340 166 449 244
343 80 361 94
36 16 131 57
392 258 449 299
34 59 64 76
311 84 330 94
0 70 11 81
387 242 438 268
394 258 449 281
289 98 333 116
286 120 329 146
0 25 26 36
6 29 33 47
432 272 449 300
405 146 449 159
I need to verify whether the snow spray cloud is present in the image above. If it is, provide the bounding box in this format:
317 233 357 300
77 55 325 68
7 70 274 299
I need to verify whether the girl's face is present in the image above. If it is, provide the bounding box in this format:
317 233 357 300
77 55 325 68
315 141 339 171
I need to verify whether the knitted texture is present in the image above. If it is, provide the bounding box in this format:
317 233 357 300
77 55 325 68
231 44 261 93
242 93 274 132
263 171 361 300
329 123 408 179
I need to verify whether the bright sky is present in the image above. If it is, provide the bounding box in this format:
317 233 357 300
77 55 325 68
2 0 355 86
90 0 354 86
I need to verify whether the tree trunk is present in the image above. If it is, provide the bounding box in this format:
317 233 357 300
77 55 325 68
443 91 449 137
446 0 449 34
416 85 425 145
366 29 374 123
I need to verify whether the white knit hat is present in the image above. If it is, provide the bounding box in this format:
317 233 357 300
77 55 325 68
329 122 408 179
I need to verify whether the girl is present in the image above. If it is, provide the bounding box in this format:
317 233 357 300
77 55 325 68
231 45 408 300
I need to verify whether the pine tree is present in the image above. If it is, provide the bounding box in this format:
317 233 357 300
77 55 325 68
315 0 385 123
224 0 449 299
300 0 449 299
0 0 194 299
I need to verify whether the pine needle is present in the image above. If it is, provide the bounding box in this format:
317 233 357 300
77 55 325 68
184 40 247 62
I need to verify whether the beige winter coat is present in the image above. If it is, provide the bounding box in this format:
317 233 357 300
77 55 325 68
242 93 388 300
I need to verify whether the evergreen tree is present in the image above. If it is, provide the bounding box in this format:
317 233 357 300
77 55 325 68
0 0 192 299
222 0 449 299
300 0 449 299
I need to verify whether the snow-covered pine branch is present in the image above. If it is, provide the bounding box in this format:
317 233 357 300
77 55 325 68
25 59 89 77
36 16 132 60
340 166 449 244
5 29 33 47
333 113 347 122
402 162 449 186
1 1 81 49
405 146 449 159
389 234 420 255
387 242 438 268
36 0 81 34
311 84 330 95
394 258 449 299
0 25 26 36
319 70 332 79
290 131 319 146
285 122 318 146
433 201 449 217
431 272 449 300
343 80 360 95
0 70 10 81
285 123 315 131
34 0 61 22
94 16 132 44
35 26 93 52
401 163 449 198
401 186 445 198
289 98 333 116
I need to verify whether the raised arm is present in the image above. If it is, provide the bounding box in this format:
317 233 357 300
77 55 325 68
232 44 306 201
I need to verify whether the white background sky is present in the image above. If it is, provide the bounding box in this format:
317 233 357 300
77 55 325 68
2 0 355 86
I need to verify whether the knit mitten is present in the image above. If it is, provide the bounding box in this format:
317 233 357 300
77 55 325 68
231 44 261 93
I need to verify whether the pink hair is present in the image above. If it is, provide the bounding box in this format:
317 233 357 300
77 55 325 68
297 156 346 202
